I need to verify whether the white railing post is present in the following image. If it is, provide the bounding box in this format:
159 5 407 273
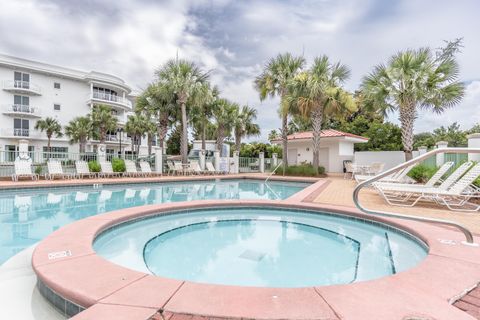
436 141 448 167
259 152 265 173
272 153 278 167
467 133 480 162
154 147 163 174
417 146 427 156
97 144 106 162
233 151 239 174
199 150 206 170
214 150 221 171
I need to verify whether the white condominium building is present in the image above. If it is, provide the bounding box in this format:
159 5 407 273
0 53 147 161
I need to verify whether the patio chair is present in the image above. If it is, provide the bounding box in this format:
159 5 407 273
355 164 416 184
46 160 73 180
206 162 222 175
191 161 208 175
375 162 480 211
99 161 122 178
374 161 454 190
124 160 141 177
139 161 160 177
166 161 176 175
75 161 96 179
173 161 186 175
344 162 362 179
365 162 385 175
12 160 38 182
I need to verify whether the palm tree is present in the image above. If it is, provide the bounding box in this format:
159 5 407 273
156 59 210 164
233 105 260 152
90 104 118 144
64 116 92 153
125 114 146 155
136 83 176 151
191 84 219 150
212 98 237 155
255 53 306 174
362 44 465 160
35 117 63 152
286 55 356 174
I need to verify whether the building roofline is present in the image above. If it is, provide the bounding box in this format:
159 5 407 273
0 53 131 93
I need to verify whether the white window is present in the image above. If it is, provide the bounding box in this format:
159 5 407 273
14 71 30 89
54 82 61 89
53 104 61 111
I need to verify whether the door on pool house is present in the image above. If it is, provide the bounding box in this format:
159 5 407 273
287 149 297 165
318 147 329 172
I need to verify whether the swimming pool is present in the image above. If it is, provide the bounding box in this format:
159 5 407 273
0 179 308 264
94 207 428 287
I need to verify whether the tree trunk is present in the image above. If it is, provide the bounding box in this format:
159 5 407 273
79 138 86 154
47 135 52 160
147 133 152 156
201 117 206 150
235 133 241 153
216 126 224 156
311 107 323 175
399 104 416 161
281 112 288 175
180 101 188 164
158 113 168 151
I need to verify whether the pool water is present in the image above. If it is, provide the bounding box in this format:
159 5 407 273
0 179 308 264
94 207 428 287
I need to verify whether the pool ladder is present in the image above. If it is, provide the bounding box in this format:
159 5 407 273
265 161 283 183
353 147 478 246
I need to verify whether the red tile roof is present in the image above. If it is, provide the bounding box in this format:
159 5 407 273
271 129 368 142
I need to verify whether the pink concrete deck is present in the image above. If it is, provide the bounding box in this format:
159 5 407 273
30 185 480 320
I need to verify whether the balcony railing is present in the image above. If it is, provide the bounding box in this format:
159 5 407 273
89 92 132 109
3 104 41 117
3 80 41 95
0 128 42 138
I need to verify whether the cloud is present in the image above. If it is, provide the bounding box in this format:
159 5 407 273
0 0 479 141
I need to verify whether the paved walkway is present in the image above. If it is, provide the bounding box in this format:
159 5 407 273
314 177 480 235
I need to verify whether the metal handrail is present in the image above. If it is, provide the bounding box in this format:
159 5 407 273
265 160 283 183
353 147 479 246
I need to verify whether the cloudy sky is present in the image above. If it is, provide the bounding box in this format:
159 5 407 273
1 0 479 141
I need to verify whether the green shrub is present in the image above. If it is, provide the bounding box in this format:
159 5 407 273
407 164 436 183
34 165 43 176
111 158 126 173
88 161 101 173
277 164 325 177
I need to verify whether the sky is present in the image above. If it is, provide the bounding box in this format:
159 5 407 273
1 0 479 141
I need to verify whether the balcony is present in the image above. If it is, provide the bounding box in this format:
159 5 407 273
3 80 41 95
0 128 42 139
3 104 41 118
87 92 132 110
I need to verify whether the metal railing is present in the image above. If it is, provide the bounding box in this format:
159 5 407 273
353 147 479 245
239 157 260 173
89 92 132 109
3 104 41 116
265 160 283 183
3 80 41 94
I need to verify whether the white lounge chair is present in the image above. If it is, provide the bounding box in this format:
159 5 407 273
139 161 159 177
174 161 186 175
355 164 416 184
375 162 480 211
206 162 223 175
12 160 38 182
375 161 454 190
99 161 122 178
124 160 141 177
46 160 73 180
75 161 96 179
190 161 207 175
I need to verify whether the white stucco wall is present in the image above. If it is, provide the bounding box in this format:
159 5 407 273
354 151 406 170
0 56 141 156
285 138 357 173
